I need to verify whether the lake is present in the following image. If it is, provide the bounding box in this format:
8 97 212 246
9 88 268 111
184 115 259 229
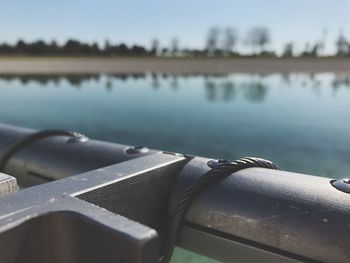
1 72 350 262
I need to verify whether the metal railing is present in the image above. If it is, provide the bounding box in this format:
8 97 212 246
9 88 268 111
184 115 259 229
0 123 348 263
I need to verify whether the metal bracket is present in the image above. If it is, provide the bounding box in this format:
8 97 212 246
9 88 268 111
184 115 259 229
0 154 186 263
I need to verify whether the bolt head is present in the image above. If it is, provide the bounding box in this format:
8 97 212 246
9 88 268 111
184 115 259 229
331 178 350 193
342 178 350 184
125 146 149 154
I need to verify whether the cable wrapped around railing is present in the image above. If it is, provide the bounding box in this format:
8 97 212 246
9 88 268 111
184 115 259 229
0 129 87 172
160 157 281 263
0 128 281 262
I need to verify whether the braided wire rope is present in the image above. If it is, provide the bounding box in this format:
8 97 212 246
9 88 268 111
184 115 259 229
0 129 87 172
160 157 281 263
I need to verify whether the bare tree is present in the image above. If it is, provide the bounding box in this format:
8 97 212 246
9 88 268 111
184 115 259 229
104 39 111 50
282 42 294 57
104 39 111 55
310 42 320 57
151 38 160 56
318 28 328 56
336 30 349 56
170 38 179 56
161 47 168 56
222 27 238 55
246 26 271 53
206 27 220 55
300 42 312 57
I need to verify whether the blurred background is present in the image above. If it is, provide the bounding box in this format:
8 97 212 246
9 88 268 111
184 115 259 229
1 1 350 262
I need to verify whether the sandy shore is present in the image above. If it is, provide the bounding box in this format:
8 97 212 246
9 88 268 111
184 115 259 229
0 58 350 74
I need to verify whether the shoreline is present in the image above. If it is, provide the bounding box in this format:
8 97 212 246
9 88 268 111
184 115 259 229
1 58 350 74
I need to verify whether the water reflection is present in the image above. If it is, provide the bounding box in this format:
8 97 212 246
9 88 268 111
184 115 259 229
332 75 350 91
151 73 160 89
242 80 267 102
1 72 350 180
222 81 235 101
1 73 350 102
170 76 179 90
281 73 291 86
204 78 236 102
204 79 216 101
0 74 100 87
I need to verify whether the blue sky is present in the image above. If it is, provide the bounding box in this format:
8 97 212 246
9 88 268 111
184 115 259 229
1 0 349 54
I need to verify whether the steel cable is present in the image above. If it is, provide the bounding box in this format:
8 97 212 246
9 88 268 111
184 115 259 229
0 129 87 172
160 157 281 263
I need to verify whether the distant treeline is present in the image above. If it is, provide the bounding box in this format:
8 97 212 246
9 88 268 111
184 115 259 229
0 40 151 56
1 26 350 58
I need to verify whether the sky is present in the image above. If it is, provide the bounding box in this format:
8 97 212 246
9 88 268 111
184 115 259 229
0 0 350 54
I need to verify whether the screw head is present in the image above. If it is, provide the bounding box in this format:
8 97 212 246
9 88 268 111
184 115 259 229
331 178 350 193
125 146 149 154
342 178 350 184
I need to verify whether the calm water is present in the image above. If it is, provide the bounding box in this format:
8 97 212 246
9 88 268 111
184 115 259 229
1 73 350 262
1 73 350 179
